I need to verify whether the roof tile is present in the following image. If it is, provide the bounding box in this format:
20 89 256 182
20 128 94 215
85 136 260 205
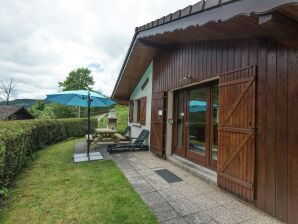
191 1 204 14
158 17 165 25
204 0 220 9
136 0 239 32
221 0 234 3
181 5 192 18
153 19 159 27
164 13 172 23
172 10 181 21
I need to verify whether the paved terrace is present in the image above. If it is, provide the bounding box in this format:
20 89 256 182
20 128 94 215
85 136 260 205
99 147 283 224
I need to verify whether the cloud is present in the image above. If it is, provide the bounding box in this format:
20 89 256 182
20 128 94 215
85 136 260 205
88 63 103 73
0 0 198 99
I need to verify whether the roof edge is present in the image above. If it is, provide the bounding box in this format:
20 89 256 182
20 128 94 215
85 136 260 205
112 0 298 99
111 31 138 99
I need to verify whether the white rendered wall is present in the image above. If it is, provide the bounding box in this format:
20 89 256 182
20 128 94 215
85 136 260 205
128 63 153 145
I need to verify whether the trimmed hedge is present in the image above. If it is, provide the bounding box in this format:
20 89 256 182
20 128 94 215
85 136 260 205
0 118 97 189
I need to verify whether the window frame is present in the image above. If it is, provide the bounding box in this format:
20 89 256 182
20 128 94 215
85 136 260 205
129 97 147 125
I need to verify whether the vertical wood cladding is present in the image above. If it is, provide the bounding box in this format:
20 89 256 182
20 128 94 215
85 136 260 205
153 37 298 223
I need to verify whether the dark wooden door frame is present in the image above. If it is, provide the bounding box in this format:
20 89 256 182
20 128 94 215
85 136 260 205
172 82 218 170
172 91 186 157
209 85 218 170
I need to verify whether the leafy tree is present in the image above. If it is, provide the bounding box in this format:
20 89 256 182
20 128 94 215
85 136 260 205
30 101 76 119
39 103 76 119
58 68 95 118
58 67 94 91
30 100 46 118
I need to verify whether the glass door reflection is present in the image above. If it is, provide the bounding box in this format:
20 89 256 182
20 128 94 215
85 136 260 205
188 88 208 156
212 85 219 162
176 93 184 148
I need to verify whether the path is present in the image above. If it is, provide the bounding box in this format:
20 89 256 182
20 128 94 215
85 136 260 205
105 150 283 224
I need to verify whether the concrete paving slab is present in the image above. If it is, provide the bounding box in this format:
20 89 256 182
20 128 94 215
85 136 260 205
140 191 166 207
184 211 213 224
189 194 218 210
168 198 201 216
162 218 188 224
133 179 156 194
154 209 180 222
108 150 283 224
204 206 244 224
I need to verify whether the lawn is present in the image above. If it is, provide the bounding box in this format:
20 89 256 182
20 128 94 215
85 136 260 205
0 139 158 224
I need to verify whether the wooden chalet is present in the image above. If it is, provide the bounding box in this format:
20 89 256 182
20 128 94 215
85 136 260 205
0 106 34 120
112 0 298 222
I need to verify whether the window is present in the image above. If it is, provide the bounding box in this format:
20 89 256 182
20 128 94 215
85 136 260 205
138 97 147 125
129 101 134 122
128 97 147 125
141 78 149 90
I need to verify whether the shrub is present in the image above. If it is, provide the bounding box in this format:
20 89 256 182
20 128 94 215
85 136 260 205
0 118 97 190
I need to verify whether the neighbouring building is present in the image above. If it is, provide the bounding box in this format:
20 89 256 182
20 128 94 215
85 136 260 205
112 0 298 223
0 106 34 120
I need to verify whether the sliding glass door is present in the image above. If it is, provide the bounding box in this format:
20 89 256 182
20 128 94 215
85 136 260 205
173 83 218 170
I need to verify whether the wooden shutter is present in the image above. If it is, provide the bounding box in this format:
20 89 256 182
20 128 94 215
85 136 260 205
139 97 147 125
150 92 167 156
218 66 257 201
129 101 134 123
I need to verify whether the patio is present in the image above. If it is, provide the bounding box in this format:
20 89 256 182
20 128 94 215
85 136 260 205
100 147 284 224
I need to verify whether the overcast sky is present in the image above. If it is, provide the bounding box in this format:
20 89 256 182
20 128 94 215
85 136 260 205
0 0 198 100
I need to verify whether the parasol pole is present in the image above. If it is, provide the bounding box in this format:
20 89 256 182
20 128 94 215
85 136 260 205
87 90 91 160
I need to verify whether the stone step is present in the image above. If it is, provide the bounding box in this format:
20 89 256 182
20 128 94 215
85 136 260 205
167 154 217 186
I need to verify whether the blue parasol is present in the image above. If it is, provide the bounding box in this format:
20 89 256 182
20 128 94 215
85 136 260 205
189 100 218 112
46 90 116 159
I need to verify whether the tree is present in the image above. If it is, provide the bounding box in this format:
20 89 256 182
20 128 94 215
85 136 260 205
0 78 18 105
30 100 46 118
45 103 76 119
58 67 95 91
38 103 76 119
58 67 95 118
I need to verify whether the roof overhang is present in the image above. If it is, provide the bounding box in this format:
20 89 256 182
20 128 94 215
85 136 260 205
112 0 298 101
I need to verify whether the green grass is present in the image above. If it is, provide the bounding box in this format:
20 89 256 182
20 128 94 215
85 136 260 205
0 139 158 224
99 105 128 132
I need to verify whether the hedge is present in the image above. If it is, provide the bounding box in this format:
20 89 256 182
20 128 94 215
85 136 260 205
0 118 97 189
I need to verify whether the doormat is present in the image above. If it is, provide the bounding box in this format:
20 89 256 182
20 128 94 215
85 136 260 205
154 169 183 183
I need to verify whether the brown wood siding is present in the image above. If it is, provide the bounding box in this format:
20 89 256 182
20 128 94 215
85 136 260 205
287 47 298 224
152 37 298 223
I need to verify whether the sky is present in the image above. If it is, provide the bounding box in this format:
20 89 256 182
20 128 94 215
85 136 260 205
0 0 198 100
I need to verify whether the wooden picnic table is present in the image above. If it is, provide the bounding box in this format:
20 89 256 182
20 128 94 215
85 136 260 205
94 128 116 143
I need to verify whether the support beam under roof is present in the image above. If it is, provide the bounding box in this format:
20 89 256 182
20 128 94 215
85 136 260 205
259 12 298 47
